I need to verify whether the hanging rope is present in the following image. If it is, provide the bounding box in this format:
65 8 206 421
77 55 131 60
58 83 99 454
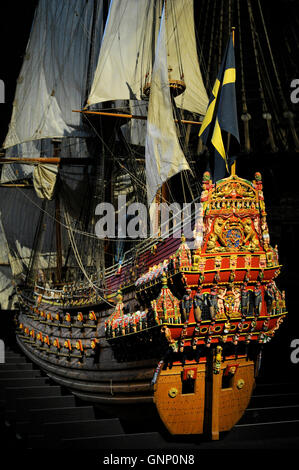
168 0 184 80
247 0 277 152
228 0 232 33
257 0 286 110
206 0 217 91
218 0 224 71
198 0 210 89
237 0 251 153
257 0 299 151
64 206 115 307
253 14 290 150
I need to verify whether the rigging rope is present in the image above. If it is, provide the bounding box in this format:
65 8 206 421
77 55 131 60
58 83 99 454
206 0 217 91
257 0 299 151
218 0 224 71
168 0 184 80
64 206 115 307
257 0 287 111
237 0 251 153
247 0 277 152
14 172 201 266
197 0 210 90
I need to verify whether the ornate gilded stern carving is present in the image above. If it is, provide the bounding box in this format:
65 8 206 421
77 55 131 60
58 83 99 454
100 170 286 358
196 172 275 258
152 273 181 324
175 235 192 269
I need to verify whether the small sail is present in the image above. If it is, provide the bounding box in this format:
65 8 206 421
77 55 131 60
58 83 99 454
3 0 104 149
145 4 190 206
33 163 59 200
166 0 209 115
0 189 57 275
0 218 17 309
87 0 208 115
88 0 154 105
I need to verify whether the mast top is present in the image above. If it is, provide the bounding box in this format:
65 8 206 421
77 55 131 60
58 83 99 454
230 26 237 176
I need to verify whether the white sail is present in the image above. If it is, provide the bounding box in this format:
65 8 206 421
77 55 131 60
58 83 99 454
145 4 191 206
88 0 154 105
3 0 104 150
167 0 208 114
0 218 16 309
87 0 208 116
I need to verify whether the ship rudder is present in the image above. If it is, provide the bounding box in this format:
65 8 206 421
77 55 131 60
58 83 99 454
153 355 255 438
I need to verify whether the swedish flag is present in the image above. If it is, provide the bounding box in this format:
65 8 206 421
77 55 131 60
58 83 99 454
199 33 239 182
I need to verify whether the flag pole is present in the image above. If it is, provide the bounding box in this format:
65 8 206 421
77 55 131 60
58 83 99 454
230 27 236 176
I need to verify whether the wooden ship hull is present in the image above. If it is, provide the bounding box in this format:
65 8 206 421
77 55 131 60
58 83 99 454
15 172 287 439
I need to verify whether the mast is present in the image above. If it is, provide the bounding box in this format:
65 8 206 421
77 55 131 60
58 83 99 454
230 27 236 176
53 139 62 284
87 0 208 115
25 199 47 286
199 26 239 183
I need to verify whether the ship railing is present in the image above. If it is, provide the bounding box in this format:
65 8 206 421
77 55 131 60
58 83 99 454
34 284 63 294
34 284 95 299
104 194 201 279
105 308 161 339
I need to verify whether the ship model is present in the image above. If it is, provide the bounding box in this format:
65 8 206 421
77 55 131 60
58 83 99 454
0 0 288 440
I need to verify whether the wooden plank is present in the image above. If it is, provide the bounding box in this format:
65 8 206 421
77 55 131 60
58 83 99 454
211 363 221 440
0 363 33 370
0 157 94 165
0 370 41 379
16 407 95 437
46 370 153 394
15 396 76 420
218 359 255 433
17 336 156 379
43 418 124 442
154 364 206 435
5 386 62 409
73 109 202 126
60 431 165 449
0 378 48 399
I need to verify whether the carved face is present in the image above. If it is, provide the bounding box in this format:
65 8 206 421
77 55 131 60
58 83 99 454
243 219 252 233
187 370 195 379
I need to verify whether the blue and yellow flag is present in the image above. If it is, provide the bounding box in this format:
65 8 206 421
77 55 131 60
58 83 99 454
199 33 239 182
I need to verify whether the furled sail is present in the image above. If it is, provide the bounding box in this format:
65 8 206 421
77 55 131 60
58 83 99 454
0 190 55 269
3 0 104 150
1 141 44 183
87 0 208 116
0 217 17 309
145 4 191 206
33 163 59 200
